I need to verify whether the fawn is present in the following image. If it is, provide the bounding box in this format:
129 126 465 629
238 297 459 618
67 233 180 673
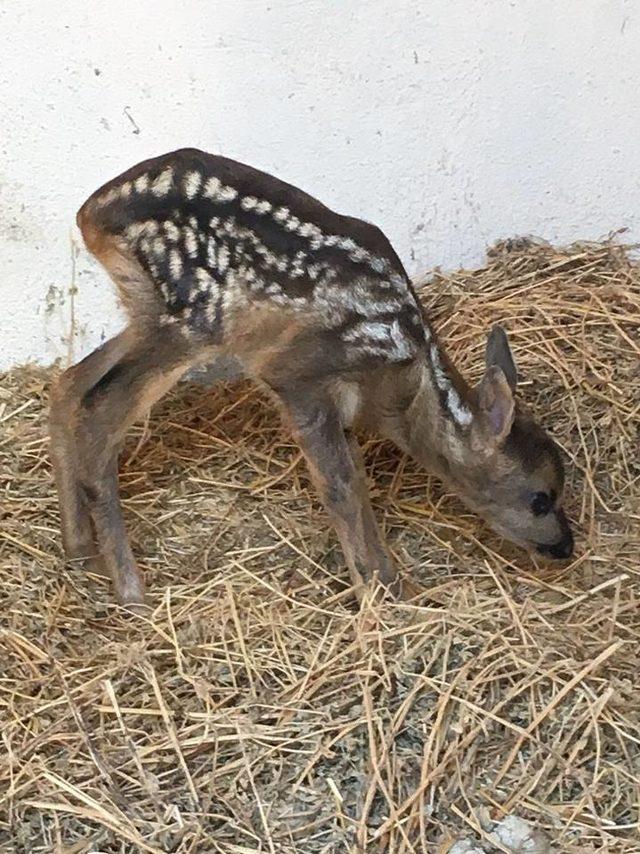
50 148 574 607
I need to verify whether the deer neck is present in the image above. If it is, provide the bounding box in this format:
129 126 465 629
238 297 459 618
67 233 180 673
375 340 477 481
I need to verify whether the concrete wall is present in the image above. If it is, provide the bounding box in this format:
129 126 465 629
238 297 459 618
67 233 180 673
1 0 638 369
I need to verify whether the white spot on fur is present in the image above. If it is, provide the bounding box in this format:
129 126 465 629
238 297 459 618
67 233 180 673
290 258 306 278
284 215 300 231
217 243 230 273
183 170 202 199
164 221 180 242
125 222 145 240
298 222 322 239
151 167 174 197
159 314 179 327
95 187 118 207
254 244 280 269
195 267 216 293
343 321 386 343
153 237 166 258
390 272 407 290
125 220 158 241
203 177 238 203
428 343 473 426
430 343 448 391
221 278 240 315
183 227 199 258
389 318 413 359
241 196 258 210
341 318 413 362
222 218 242 240
168 249 183 280
269 292 292 307
219 184 238 202
274 206 290 222
134 174 149 193
447 388 473 427
255 200 272 214
315 279 402 319
120 181 132 198
242 266 258 285
206 236 217 268
203 176 221 198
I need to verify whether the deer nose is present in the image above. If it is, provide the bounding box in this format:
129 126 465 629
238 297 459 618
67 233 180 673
537 526 574 560
547 536 574 559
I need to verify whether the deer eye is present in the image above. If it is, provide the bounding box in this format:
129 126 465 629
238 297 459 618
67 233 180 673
531 492 552 516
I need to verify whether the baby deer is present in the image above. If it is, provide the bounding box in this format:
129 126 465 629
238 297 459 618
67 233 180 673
50 148 574 606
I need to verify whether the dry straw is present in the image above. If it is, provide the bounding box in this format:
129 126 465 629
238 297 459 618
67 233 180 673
1 237 638 852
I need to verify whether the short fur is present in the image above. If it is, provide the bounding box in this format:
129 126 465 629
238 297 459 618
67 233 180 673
50 149 573 606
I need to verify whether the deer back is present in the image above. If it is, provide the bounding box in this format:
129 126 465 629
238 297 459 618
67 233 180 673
77 148 427 375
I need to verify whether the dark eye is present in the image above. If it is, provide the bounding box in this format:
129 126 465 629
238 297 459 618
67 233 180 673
531 492 552 516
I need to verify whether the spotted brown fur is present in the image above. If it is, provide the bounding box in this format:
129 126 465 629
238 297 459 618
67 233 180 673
49 149 572 608
80 148 427 367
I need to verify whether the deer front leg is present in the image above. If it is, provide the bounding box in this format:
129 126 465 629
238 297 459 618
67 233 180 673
282 393 398 595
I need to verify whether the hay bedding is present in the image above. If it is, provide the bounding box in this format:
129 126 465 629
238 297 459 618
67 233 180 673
0 237 638 853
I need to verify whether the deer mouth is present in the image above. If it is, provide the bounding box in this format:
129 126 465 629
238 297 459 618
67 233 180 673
535 531 574 560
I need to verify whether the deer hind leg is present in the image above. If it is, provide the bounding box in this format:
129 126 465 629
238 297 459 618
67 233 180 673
279 389 398 596
50 329 137 576
51 324 200 605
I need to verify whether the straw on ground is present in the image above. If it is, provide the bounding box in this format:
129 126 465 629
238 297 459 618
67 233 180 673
1 237 638 852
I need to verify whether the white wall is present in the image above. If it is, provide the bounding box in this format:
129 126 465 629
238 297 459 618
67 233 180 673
1 0 638 369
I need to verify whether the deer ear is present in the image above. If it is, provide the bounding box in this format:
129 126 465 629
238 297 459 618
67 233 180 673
476 365 515 443
486 325 517 392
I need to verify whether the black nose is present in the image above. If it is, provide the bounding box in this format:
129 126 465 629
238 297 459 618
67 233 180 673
537 528 574 560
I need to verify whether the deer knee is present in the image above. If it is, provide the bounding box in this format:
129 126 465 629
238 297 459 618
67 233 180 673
325 475 353 509
322 454 357 510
